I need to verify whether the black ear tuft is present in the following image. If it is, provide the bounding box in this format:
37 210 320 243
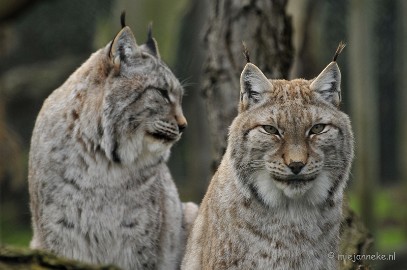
144 22 160 58
120 11 126 28
332 41 346 62
242 41 251 63
147 22 153 42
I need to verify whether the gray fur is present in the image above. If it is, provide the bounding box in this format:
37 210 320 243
29 24 198 270
182 61 354 270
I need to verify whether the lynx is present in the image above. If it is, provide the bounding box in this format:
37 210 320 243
28 15 198 270
182 43 354 270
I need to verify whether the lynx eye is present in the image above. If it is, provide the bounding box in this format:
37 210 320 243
310 124 326 135
153 87 170 103
262 125 280 136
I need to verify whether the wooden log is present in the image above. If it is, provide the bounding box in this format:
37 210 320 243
0 246 121 270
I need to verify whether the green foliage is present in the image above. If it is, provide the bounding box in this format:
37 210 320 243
348 188 407 252
0 215 31 247
376 228 406 251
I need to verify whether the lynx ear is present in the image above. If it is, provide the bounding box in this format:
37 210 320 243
240 63 272 112
109 26 139 72
310 62 341 106
140 23 160 58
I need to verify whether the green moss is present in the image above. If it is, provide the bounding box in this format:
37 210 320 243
0 246 121 269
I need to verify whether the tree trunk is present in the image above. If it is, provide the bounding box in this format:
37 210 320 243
202 0 372 269
172 0 211 200
348 0 378 235
396 0 407 238
202 0 293 168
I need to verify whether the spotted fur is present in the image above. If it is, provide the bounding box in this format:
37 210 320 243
28 22 198 270
183 55 354 269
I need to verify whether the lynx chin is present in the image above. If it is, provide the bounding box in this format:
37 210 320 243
182 42 354 270
28 14 198 270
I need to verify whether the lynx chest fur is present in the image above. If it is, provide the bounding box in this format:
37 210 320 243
182 45 354 270
28 20 197 270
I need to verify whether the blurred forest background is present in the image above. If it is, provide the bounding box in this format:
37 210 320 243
0 0 406 268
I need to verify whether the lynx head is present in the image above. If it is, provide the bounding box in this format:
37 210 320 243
229 43 354 207
80 16 186 166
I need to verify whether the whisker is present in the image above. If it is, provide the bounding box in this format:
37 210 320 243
180 77 196 89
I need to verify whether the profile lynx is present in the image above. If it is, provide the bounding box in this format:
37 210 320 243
182 43 354 270
28 15 198 270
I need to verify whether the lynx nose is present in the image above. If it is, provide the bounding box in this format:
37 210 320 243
288 162 305 175
176 114 187 132
178 122 187 132
173 104 188 133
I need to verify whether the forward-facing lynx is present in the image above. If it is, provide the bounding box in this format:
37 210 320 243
182 43 354 270
28 15 198 270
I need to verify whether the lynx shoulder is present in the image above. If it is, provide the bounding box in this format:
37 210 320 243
28 16 198 270
182 43 353 270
